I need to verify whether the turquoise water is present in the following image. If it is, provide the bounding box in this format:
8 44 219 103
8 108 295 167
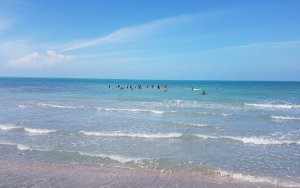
0 77 300 187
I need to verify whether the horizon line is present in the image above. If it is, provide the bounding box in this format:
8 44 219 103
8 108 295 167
0 76 299 82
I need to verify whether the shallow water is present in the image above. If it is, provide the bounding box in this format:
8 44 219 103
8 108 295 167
0 77 300 187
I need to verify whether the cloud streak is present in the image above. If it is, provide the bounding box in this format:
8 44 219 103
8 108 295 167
60 14 202 52
221 40 300 50
5 51 73 68
196 40 300 54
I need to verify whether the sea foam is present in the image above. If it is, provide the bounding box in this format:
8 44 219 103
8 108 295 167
271 116 300 120
79 152 142 164
245 103 300 109
38 103 85 109
80 131 183 139
0 124 22 130
24 128 56 134
219 170 300 187
195 134 300 145
96 107 167 114
174 121 208 127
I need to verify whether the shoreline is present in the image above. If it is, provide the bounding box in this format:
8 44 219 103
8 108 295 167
0 159 280 188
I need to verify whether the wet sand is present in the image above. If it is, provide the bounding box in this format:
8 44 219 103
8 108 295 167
0 159 277 188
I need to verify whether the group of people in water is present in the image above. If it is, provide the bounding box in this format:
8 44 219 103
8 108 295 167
109 84 207 94
109 84 168 90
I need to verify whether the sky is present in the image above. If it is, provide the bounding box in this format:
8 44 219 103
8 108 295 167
0 0 300 81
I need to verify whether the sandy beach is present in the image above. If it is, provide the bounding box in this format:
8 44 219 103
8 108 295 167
0 159 279 188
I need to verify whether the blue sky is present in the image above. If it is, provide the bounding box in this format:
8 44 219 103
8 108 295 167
0 0 300 80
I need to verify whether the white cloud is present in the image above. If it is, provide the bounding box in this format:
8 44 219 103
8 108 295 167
60 14 202 52
5 50 73 68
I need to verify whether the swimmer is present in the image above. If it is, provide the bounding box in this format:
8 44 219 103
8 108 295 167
191 87 193 90
201 91 207 95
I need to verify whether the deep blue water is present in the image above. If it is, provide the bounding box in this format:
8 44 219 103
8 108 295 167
0 77 300 187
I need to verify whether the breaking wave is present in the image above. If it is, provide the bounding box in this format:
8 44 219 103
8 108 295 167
219 170 300 187
37 103 85 109
79 152 143 164
195 134 300 145
245 103 300 109
18 103 175 114
18 103 85 109
24 128 56 134
271 116 300 120
0 124 22 130
96 107 174 114
0 141 145 164
0 142 51 152
174 121 208 127
80 131 183 139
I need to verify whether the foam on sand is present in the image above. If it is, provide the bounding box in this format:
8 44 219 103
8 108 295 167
219 170 300 187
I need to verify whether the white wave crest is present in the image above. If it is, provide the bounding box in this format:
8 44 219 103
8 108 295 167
80 131 182 139
79 152 142 164
174 121 208 127
16 144 51 152
220 170 300 187
222 114 232 116
16 144 32 151
271 116 300 120
0 141 16 146
96 107 168 114
195 134 300 145
24 128 56 134
0 124 22 130
245 103 300 109
18 105 29 108
38 103 85 109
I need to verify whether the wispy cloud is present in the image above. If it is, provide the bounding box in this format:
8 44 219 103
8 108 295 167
60 14 203 52
0 19 13 31
5 50 73 68
217 40 300 51
73 49 150 59
195 40 300 54
0 40 29 59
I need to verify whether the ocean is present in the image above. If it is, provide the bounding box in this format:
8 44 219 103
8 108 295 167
0 77 299 187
